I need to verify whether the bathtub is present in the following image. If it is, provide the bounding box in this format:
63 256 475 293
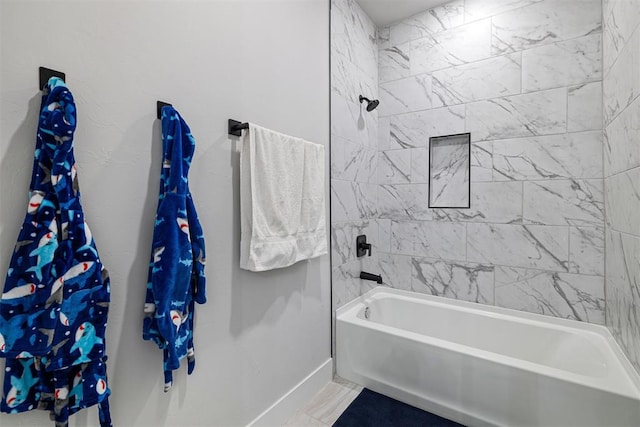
336 287 640 427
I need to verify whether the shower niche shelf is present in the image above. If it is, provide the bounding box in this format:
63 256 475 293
428 133 471 209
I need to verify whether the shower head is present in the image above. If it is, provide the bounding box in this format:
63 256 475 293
359 95 380 112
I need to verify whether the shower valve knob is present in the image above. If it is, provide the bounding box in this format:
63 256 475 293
356 234 372 257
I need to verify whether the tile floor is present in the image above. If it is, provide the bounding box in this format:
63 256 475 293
284 378 363 426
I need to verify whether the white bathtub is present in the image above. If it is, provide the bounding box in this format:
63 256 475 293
336 287 640 427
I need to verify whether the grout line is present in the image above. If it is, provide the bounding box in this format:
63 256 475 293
601 18 640 81
377 251 607 278
379 129 603 152
607 227 640 240
374 218 605 229
605 163 640 180
380 33 603 85
377 85 597 121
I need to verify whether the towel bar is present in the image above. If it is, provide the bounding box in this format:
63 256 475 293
228 119 249 137
39 67 65 89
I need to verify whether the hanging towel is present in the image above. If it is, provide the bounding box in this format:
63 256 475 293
142 106 206 392
240 124 327 271
0 77 112 427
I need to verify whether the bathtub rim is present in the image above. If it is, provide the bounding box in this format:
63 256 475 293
336 286 640 399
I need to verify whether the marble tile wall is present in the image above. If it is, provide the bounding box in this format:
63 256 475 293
331 0 380 309
603 0 640 371
375 0 606 324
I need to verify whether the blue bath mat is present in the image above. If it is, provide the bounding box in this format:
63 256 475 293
333 388 464 427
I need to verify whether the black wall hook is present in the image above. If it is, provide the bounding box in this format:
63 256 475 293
157 101 172 119
228 119 249 137
39 67 65 90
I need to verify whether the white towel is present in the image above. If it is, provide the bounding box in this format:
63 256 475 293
240 123 327 271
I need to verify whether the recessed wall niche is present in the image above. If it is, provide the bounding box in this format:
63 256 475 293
428 133 471 209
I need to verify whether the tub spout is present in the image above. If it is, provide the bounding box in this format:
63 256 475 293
360 271 382 284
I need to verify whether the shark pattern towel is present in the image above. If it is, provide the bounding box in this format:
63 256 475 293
0 77 112 427
142 106 206 392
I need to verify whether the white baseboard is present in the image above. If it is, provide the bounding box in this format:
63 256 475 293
247 358 333 427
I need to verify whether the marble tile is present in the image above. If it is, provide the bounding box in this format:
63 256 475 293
464 0 543 23
331 220 378 266
495 267 605 324
414 221 467 260
603 0 640 72
390 220 466 260
356 144 378 184
410 147 429 183
605 167 640 235
331 52 377 103
569 226 604 276
467 223 569 271
331 180 376 222
378 149 411 184
362 106 379 150
301 380 362 425
491 0 602 55
432 53 521 106
331 52 354 100
605 229 640 371
390 0 465 45
331 1 377 78
378 184 431 220
332 221 354 266
471 141 493 182
379 253 413 290
379 74 434 117
429 134 470 207
390 220 419 255
523 179 604 227
466 88 567 142
378 26 390 50
603 27 640 124
410 19 492 75
362 183 378 219
433 181 523 224
568 82 603 133
604 96 640 176
493 131 603 181
378 218 392 253
331 179 357 222
331 94 372 146
379 43 410 83
330 0 346 34
331 135 347 180
332 261 363 309
331 136 376 183
378 117 391 152
332 0 378 75
390 105 465 149
331 33 354 68
411 258 495 304
522 33 602 92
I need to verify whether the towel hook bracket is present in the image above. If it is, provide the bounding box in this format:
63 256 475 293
39 67 65 90
157 101 172 119
228 119 249 137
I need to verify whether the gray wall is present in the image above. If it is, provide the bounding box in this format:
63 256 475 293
603 0 640 372
0 1 330 425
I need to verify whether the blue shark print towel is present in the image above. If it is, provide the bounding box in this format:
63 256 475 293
0 77 112 427
143 106 206 392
